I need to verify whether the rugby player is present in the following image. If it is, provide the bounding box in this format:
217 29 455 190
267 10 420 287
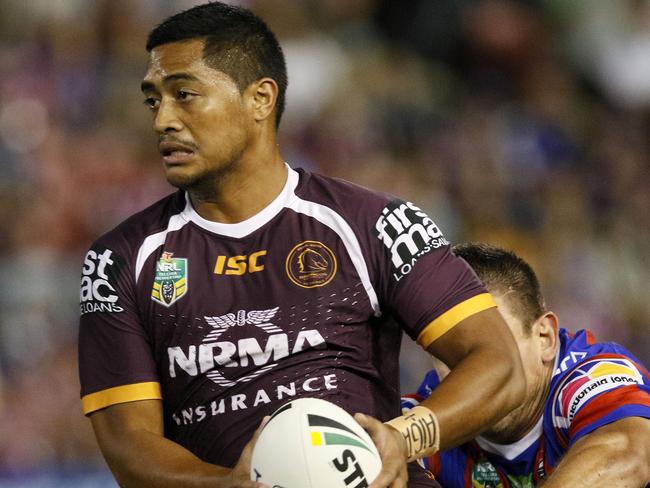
77 3 526 487
403 243 650 487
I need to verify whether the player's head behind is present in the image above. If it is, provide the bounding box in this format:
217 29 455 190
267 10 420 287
452 243 558 443
452 242 545 336
146 2 288 128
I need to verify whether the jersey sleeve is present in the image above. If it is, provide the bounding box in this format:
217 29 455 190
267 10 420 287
78 240 161 415
553 354 650 446
370 198 495 348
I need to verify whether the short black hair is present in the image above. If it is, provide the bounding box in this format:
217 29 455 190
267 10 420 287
452 243 545 334
146 1 288 128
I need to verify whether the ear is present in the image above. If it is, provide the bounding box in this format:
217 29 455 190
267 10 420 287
535 311 559 363
247 77 279 124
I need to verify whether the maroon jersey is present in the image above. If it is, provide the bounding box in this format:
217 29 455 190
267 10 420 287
79 166 494 472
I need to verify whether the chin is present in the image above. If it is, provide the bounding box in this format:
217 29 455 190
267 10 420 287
164 168 201 190
482 415 520 443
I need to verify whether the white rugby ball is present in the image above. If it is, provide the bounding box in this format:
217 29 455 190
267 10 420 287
250 398 382 488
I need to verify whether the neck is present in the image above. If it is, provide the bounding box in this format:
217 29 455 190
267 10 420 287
484 365 553 445
515 374 550 440
189 145 287 224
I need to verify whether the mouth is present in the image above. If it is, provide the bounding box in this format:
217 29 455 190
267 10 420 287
159 141 196 165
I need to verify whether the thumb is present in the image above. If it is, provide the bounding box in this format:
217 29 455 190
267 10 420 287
241 416 271 463
354 412 379 432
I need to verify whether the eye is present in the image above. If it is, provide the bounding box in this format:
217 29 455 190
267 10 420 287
143 97 160 110
177 90 195 102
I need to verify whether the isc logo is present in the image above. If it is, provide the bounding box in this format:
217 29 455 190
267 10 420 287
214 250 267 275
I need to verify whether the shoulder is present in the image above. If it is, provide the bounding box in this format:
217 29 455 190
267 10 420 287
293 168 448 248
294 168 393 219
549 328 650 435
79 192 184 311
552 329 649 385
88 191 184 259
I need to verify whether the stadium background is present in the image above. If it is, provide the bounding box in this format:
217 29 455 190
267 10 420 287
0 0 648 486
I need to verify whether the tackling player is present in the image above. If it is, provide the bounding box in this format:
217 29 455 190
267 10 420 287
403 243 650 487
78 3 526 487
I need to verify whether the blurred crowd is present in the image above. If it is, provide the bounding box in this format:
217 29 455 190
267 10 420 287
0 0 648 483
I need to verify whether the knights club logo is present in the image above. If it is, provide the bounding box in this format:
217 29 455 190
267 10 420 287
151 252 188 307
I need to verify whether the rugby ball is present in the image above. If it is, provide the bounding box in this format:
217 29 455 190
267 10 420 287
250 398 382 488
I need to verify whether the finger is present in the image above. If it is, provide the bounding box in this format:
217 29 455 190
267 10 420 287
368 463 407 488
240 416 271 459
354 412 380 432
390 463 409 488
389 476 408 488
367 455 408 488
355 413 408 488
239 480 270 488
251 482 271 488
237 415 273 487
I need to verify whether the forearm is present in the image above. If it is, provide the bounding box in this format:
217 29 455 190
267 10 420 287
90 401 236 488
98 427 229 488
542 449 644 488
419 342 524 448
541 418 650 488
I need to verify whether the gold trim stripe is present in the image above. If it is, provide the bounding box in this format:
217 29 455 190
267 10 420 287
416 293 496 348
82 382 162 415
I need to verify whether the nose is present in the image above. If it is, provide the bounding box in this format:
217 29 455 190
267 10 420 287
153 99 183 134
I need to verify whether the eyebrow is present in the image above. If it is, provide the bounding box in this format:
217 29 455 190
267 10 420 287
141 73 201 93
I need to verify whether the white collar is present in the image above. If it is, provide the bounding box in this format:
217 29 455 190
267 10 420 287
476 415 544 461
182 164 299 238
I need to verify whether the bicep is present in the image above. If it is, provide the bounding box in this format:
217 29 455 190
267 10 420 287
426 307 519 368
570 415 650 456
416 308 526 447
79 245 160 414
546 417 650 487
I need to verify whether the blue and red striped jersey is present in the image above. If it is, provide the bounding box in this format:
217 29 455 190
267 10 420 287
403 328 650 487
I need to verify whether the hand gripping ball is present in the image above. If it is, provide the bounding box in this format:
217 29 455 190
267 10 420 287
250 398 382 488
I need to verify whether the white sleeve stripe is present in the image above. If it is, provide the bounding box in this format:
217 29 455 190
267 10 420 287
135 214 189 283
288 197 381 316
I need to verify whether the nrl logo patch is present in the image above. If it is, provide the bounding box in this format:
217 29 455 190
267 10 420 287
471 459 504 488
152 252 188 307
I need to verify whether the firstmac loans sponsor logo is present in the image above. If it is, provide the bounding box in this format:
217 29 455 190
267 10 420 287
375 200 448 281
552 357 644 427
80 248 124 315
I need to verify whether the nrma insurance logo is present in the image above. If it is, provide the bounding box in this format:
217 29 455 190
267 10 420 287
167 307 327 386
553 357 644 427
375 199 448 281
